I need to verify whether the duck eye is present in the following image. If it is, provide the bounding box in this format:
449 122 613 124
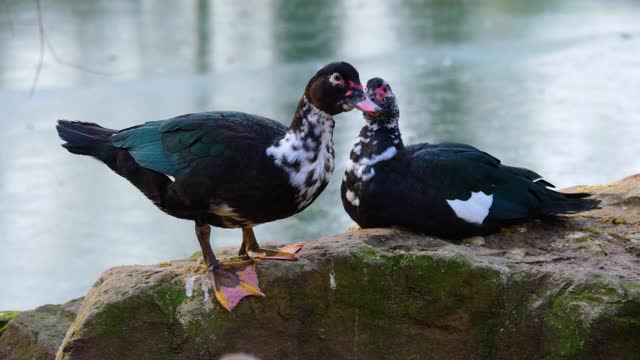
329 73 344 86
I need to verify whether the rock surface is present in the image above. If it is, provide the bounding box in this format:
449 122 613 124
0 299 82 360
4 175 640 359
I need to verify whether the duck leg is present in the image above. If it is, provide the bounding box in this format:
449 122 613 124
195 223 263 311
238 227 304 260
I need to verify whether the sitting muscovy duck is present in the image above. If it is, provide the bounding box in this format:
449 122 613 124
341 77 598 240
57 62 379 311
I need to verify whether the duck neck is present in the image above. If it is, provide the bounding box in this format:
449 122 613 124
345 117 402 184
288 97 335 137
351 115 404 162
266 96 336 209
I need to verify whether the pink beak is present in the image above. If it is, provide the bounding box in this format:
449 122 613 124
353 96 380 113
345 85 381 114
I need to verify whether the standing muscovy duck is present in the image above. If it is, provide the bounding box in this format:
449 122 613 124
341 77 598 240
57 62 379 311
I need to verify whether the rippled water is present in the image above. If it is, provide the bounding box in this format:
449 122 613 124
1 0 640 309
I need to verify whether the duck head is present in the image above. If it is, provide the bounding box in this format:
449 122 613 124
363 77 399 123
304 62 380 115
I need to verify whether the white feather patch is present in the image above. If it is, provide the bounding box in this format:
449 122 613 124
446 191 494 224
210 203 247 228
346 146 397 182
353 144 362 155
345 189 360 207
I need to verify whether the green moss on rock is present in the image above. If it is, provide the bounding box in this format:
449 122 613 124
0 311 20 336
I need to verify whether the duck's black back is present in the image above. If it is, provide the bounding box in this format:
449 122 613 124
342 139 598 240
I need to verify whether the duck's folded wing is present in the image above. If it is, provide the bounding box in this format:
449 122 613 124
405 144 553 222
111 112 287 176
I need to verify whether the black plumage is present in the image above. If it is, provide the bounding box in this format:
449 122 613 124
341 78 598 240
57 62 380 310
59 113 299 226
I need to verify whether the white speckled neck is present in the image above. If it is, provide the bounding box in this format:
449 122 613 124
266 97 335 209
343 114 403 208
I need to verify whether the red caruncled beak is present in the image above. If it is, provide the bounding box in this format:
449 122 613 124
345 81 380 114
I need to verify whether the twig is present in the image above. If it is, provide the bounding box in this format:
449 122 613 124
29 0 45 97
44 31 124 76
29 0 127 97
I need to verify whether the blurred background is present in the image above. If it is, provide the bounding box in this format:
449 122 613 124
1 0 640 310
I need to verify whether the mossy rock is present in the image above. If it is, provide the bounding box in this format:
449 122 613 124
55 226 640 360
0 298 82 360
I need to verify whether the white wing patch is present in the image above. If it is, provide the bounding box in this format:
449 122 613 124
446 191 493 224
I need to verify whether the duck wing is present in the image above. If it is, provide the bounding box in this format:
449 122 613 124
405 142 580 223
111 111 287 177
